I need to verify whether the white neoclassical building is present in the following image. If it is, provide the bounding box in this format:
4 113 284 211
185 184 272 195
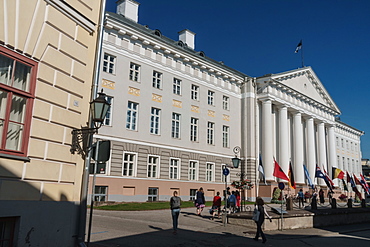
89 0 364 202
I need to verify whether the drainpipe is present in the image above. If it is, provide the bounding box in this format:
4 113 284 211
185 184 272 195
77 0 107 245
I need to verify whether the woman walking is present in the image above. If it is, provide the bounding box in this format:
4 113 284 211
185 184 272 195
170 191 181 235
195 187 206 216
253 197 272 243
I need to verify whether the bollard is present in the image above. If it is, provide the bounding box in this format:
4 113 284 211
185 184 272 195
311 197 317 210
347 198 353 208
286 198 293 210
361 199 366 208
331 198 337 209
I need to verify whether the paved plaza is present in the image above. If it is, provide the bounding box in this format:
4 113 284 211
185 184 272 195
87 206 370 247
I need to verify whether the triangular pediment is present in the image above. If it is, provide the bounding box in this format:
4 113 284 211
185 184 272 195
263 67 340 114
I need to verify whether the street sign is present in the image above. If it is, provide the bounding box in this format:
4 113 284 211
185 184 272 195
223 167 230 176
278 182 285 190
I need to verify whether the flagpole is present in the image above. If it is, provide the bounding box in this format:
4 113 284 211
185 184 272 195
301 39 304 67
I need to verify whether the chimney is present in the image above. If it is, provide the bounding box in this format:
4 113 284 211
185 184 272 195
178 29 195 49
116 0 140 23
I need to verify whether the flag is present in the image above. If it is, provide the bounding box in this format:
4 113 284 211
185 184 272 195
346 171 351 183
332 168 345 180
323 167 335 188
258 154 267 185
273 158 290 181
315 165 325 179
360 174 370 195
303 164 314 189
356 174 369 194
295 40 302 53
316 166 333 190
341 178 348 192
349 174 356 189
353 174 362 185
288 161 296 189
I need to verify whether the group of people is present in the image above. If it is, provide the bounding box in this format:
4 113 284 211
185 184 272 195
170 187 272 243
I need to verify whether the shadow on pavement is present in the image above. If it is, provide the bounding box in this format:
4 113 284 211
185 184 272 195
89 223 370 247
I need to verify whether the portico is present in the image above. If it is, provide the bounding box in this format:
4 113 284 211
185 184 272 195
256 67 341 190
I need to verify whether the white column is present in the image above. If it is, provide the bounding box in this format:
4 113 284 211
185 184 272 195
318 122 327 185
262 99 274 181
328 124 338 186
294 112 305 184
279 105 289 179
306 117 316 185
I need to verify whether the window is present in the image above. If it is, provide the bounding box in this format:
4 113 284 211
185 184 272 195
191 84 199 100
171 113 180 139
150 107 160 134
336 137 339 147
152 71 162 89
190 118 198 142
341 139 344 148
147 155 159 178
103 96 113 126
208 90 214 105
170 158 180 179
126 101 138 130
173 78 181 95
223 125 229 148
189 161 198 180
94 186 108 202
0 47 36 157
129 62 140 81
190 189 197 201
0 217 16 246
123 153 136 176
207 122 214 145
206 163 214 181
223 95 229 110
103 53 115 74
148 187 158 202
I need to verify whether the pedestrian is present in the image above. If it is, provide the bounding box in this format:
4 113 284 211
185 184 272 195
195 187 206 216
327 190 333 204
235 190 241 212
170 191 181 235
297 189 304 208
228 191 237 213
319 188 325 204
211 191 222 220
253 197 272 243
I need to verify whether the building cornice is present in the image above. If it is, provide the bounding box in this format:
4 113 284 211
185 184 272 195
105 12 248 86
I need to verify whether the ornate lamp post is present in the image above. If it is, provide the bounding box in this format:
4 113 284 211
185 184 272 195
70 89 110 159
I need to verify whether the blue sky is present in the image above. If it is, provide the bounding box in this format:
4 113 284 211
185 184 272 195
106 0 370 159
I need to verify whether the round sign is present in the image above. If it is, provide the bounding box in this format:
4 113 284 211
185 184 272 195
278 182 285 190
223 167 230 176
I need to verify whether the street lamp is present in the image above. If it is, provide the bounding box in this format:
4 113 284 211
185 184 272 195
232 146 241 168
70 89 110 159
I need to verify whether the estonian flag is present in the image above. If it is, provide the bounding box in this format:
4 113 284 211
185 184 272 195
258 154 267 185
295 40 302 53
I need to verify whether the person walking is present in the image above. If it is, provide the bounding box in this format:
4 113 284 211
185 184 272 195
170 191 181 235
297 189 304 208
253 197 272 243
195 187 206 216
228 191 237 213
211 191 222 220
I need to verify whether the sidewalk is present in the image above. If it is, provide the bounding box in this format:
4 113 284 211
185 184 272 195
88 206 370 247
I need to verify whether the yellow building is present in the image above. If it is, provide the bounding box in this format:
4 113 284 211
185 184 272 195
0 0 104 245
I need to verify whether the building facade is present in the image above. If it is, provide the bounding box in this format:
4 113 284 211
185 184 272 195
0 0 104 245
90 0 364 204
